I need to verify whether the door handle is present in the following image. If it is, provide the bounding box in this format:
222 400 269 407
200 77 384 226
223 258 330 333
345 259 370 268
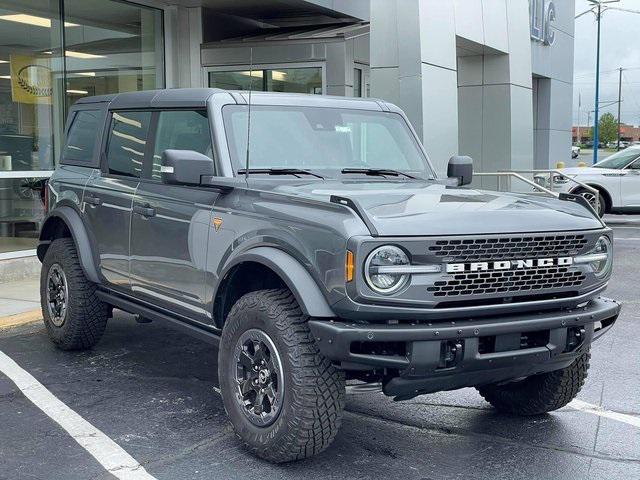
85 195 101 206
133 204 156 218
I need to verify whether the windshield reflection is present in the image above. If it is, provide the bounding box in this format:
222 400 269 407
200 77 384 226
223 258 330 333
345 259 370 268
222 105 435 179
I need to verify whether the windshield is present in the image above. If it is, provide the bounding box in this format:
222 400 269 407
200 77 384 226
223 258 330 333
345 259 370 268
593 148 640 169
222 105 435 179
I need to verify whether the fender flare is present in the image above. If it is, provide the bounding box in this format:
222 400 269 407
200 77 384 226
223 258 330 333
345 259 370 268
568 182 613 211
38 206 101 284
219 246 335 318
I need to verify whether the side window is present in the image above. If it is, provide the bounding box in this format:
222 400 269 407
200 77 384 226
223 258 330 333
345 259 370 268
105 111 152 178
151 110 213 181
628 158 640 170
62 110 101 164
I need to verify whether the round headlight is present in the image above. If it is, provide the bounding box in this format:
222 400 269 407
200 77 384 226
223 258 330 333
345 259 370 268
591 235 613 278
533 175 549 188
364 245 410 294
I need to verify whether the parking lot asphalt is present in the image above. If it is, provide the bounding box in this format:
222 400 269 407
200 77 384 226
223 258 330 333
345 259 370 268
1 220 639 480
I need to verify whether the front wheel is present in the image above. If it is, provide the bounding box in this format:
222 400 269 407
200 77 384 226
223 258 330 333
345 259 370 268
218 289 345 463
477 351 590 415
574 188 605 217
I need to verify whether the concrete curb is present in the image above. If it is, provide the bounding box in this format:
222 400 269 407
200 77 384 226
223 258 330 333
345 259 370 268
0 309 42 329
0 256 40 284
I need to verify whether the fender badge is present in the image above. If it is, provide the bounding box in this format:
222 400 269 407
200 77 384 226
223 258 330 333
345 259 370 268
213 217 223 231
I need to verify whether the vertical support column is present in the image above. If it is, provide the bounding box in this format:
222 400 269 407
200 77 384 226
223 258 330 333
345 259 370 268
457 0 535 189
370 0 458 176
326 41 354 96
173 6 203 88
531 0 575 169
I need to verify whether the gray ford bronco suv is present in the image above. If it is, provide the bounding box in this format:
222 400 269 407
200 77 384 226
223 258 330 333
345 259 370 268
39 88 620 463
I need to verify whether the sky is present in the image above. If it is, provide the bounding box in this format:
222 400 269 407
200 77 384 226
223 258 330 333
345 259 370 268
573 0 640 127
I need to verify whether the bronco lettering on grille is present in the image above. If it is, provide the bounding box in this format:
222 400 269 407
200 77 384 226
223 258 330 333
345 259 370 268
445 257 573 273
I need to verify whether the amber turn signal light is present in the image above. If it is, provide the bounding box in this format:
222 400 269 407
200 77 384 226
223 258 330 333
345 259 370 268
345 250 354 282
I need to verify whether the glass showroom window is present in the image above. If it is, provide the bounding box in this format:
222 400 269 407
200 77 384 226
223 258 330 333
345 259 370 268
0 0 64 254
209 67 323 95
0 0 164 255
63 0 165 110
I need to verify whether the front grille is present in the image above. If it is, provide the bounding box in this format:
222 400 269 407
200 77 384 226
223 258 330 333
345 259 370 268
428 234 588 262
427 266 586 298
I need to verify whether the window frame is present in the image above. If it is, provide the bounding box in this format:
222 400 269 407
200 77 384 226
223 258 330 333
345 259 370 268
101 109 155 180
145 108 215 183
624 157 640 170
100 107 216 183
622 154 640 171
59 107 106 168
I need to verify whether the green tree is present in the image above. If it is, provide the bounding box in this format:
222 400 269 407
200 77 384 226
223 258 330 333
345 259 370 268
598 112 618 145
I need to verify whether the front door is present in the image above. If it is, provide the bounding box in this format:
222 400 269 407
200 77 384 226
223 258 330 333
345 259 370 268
620 158 640 208
84 110 152 288
130 109 218 322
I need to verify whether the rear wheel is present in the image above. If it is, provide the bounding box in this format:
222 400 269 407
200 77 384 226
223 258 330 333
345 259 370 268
40 238 108 350
218 289 345 463
477 351 590 415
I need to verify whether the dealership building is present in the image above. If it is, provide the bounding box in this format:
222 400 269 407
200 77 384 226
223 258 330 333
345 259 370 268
0 0 575 268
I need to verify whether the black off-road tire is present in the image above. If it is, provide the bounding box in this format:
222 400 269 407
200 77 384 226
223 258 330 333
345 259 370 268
40 238 108 350
477 351 590 415
218 289 345 463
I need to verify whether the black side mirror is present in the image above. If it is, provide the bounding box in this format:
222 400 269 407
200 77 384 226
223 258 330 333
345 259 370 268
447 155 473 186
161 149 214 185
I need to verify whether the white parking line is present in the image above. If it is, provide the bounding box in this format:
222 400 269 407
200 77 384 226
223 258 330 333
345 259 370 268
0 350 157 480
569 399 640 429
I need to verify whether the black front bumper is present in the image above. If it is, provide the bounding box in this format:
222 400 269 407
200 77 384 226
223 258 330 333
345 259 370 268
309 297 621 399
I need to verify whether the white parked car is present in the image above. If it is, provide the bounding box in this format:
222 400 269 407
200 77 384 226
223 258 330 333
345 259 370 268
539 146 640 217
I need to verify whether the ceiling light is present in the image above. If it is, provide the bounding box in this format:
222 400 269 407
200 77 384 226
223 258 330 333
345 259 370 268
271 70 288 81
66 89 88 95
0 60 8 64
0 14 78 28
66 50 105 59
0 75 11 80
239 70 264 78
76 72 96 77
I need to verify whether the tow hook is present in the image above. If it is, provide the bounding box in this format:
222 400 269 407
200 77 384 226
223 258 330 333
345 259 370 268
439 340 463 369
565 326 586 352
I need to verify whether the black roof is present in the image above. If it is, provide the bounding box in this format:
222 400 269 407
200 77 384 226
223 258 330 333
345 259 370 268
73 88 393 112
75 88 227 109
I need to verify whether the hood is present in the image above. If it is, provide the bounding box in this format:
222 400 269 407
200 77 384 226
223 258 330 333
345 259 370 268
560 167 619 175
251 179 603 236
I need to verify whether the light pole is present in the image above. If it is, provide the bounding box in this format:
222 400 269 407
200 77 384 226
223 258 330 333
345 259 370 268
617 67 623 150
576 1 640 163
592 1 602 163
586 0 620 163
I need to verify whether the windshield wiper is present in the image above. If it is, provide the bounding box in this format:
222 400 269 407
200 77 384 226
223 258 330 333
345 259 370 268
341 168 416 179
238 168 324 179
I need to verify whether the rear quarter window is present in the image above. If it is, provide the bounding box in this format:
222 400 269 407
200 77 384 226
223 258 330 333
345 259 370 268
61 109 105 167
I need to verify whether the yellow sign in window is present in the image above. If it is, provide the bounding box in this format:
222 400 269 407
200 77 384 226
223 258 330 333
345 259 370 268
10 55 52 104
